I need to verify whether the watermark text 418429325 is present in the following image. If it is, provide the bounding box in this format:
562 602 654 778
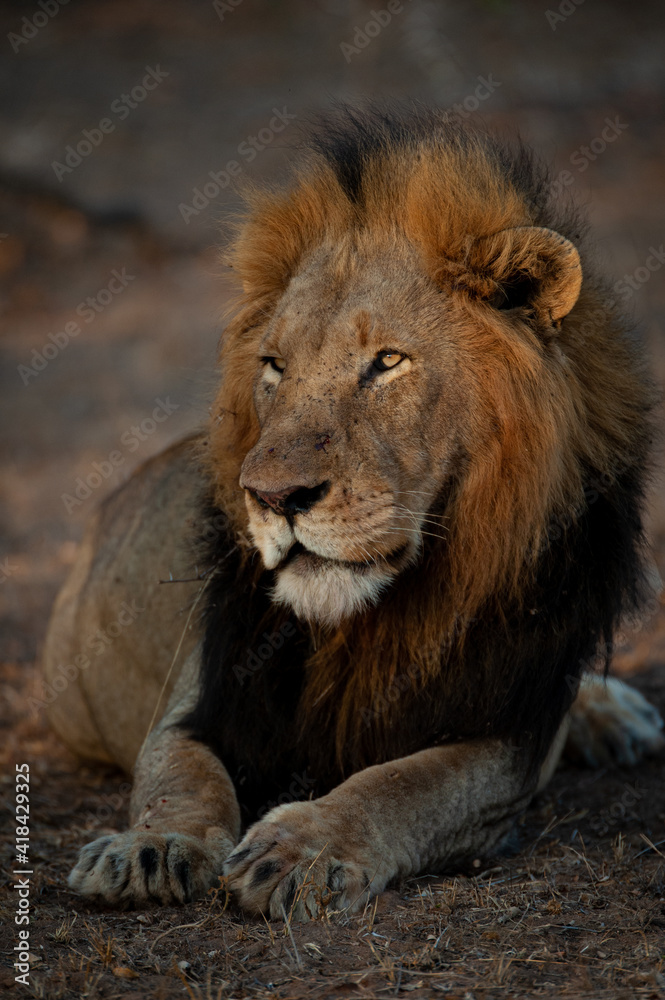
14 763 32 988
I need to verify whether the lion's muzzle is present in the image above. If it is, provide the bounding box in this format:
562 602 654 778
245 481 331 517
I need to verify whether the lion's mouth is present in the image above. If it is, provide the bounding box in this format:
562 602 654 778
271 536 413 625
279 540 408 574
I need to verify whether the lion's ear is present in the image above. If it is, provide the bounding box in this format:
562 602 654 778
470 226 582 324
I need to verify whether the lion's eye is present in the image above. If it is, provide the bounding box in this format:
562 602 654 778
373 350 404 372
264 357 286 373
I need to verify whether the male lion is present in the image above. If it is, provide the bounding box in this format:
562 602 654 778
44 106 663 919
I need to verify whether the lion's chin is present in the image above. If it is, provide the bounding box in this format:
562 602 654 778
272 555 391 628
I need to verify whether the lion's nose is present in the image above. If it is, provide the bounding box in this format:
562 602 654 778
247 481 330 516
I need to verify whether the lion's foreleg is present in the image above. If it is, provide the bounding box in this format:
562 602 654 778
68 723 240 907
68 650 241 907
129 726 240 844
224 740 534 919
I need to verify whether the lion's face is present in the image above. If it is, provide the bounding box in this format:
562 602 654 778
239 241 465 626
217 126 587 631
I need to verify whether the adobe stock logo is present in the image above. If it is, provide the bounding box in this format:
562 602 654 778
547 117 629 200
61 397 180 514
614 245 665 301
256 770 317 819
29 601 145 713
17 268 135 385
51 67 169 181
546 0 585 31
213 0 243 20
8 0 70 53
178 107 296 224
340 1 409 62
0 558 17 584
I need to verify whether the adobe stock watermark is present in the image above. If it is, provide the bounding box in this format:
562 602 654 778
17 268 135 386
595 595 661 663
361 662 421 728
257 770 317 819
340 1 411 62
546 466 620 543
232 622 297 685
8 0 70 53
51 66 169 181
61 397 180 514
449 74 501 119
178 106 296 224
14 764 31 989
562 595 662 701
547 116 629 199
614 244 665 301
588 781 646 837
562 240 665 355
29 600 145 713
83 780 133 831
546 0 585 31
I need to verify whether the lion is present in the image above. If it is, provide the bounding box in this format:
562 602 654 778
43 105 664 919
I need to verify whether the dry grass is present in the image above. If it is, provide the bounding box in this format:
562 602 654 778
1 658 664 999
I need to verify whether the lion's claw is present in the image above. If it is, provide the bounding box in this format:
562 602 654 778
224 802 380 920
69 829 231 907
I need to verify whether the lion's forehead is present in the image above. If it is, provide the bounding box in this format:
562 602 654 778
266 250 440 356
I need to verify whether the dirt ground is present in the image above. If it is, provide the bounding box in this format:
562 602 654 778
1 1 665 997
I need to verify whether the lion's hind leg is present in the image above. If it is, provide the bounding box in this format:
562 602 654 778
565 674 664 768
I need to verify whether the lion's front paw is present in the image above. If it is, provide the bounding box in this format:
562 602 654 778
224 801 383 921
68 829 230 907
568 675 664 767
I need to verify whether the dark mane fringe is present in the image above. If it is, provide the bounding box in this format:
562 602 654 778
303 102 454 204
180 104 655 819
301 100 585 243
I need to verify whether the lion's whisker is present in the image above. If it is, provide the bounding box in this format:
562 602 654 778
324 527 380 568
396 514 449 530
394 490 436 499
352 539 378 568
394 504 449 524
393 507 449 535
360 544 380 567
377 526 449 544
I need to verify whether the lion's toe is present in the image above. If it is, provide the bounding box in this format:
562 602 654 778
69 831 221 907
267 858 371 922
226 845 371 921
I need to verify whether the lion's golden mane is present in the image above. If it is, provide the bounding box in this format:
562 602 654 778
180 107 652 809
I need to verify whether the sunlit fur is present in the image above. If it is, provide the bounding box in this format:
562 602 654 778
193 105 653 781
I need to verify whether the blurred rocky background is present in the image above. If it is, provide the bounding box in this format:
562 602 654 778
1 0 664 705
